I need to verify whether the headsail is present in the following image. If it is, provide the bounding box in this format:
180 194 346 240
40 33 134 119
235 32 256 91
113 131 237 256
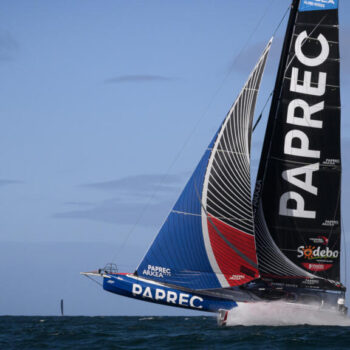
136 39 272 290
253 0 343 291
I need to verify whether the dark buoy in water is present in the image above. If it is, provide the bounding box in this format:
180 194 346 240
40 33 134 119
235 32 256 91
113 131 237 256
60 299 64 316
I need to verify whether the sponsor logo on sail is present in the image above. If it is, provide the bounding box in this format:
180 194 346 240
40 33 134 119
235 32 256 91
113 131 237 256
142 265 171 278
322 219 339 227
304 0 335 4
132 283 203 309
229 274 245 281
322 158 340 166
301 278 319 285
309 236 328 245
299 0 337 11
279 22 331 219
302 262 333 271
297 245 339 259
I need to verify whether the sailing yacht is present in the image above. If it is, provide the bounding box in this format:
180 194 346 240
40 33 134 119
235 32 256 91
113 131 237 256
82 0 347 323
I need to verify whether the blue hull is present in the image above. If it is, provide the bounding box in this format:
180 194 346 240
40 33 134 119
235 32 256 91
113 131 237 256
103 273 237 313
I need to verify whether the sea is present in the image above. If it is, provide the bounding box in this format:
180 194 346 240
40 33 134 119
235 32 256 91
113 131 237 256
2 310 350 350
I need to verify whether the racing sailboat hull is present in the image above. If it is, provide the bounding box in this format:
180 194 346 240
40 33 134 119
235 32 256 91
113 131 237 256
102 273 237 312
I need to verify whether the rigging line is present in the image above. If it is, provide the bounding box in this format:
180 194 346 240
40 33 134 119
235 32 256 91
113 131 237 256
341 218 347 288
172 210 252 221
223 0 276 88
109 0 279 265
326 183 341 252
84 274 103 287
252 92 273 132
251 3 292 134
284 14 327 74
273 2 292 37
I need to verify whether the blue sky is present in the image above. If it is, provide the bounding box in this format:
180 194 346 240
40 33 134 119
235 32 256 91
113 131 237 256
1 0 350 315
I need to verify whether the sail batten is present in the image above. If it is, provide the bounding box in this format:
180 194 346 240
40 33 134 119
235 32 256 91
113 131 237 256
136 39 272 290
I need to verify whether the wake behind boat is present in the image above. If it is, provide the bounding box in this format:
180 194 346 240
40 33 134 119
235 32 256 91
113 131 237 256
82 0 347 324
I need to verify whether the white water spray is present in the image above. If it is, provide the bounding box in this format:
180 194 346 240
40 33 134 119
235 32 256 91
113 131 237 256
226 302 350 326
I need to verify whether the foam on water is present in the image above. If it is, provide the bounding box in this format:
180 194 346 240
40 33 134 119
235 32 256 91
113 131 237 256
226 301 350 326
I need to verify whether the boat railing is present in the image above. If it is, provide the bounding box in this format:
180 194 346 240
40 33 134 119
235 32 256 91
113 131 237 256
100 263 119 274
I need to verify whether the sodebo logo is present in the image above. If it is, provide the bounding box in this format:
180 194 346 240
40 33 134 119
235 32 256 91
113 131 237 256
132 284 203 309
297 245 339 259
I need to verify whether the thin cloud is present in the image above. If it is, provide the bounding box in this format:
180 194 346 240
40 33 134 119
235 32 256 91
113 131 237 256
81 174 185 196
55 173 187 226
0 179 23 187
104 74 175 84
63 201 94 207
54 198 173 227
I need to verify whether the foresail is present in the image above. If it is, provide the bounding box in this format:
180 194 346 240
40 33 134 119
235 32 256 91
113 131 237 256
253 0 342 291
136 39 272 290
201 40 272 287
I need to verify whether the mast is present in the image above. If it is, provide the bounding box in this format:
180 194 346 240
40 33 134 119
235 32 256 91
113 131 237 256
253 0 300 195
253 0 343 291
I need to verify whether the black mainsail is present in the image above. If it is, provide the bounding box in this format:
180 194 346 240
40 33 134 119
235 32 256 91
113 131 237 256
253 0 344 292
